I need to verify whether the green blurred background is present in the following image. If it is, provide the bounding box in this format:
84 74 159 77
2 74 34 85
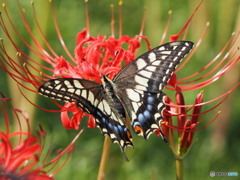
0 0 239 179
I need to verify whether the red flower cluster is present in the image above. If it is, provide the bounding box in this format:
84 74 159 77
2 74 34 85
0 94 81 179
53 30 150 130
53 29 149 130
73 30 142 81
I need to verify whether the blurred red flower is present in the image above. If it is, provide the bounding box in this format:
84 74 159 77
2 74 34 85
0 94 81 179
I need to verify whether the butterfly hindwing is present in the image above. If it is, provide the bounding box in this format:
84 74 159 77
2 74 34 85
117 88 166 139
96 99 133 157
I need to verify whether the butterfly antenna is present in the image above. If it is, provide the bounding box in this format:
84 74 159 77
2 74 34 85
104 50 120 76
158 129 168 143
82 58 104 77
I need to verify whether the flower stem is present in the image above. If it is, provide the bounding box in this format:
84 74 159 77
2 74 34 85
97 136 111 180
175 157 183 180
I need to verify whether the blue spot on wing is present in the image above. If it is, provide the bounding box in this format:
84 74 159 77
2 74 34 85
138 113 145 125
143 110 151 119
147 104 153 111
132 92 166 139
147 96 154 104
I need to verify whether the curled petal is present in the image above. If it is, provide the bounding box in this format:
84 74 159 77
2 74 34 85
180 120 195 153
53 57 71 77
191 92 204 123
88 116 96 128
61 103 84 130
175 92 186 132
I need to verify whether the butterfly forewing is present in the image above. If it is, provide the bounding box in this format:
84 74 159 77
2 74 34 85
114 41 194 92
114 41 194 138
39 78 102 113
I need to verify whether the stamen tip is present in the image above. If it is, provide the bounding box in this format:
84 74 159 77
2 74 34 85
110 4 114 8
2 3 6 8
200 90 204 93
218 111 221 114
84 0 88 3
49 0 53 3
31 1 34 5
231 32 235 36
16 52 22 57
118 0 123 6
168 10 173 15
161 121 168 126
40 72 43 76
206 21 210 26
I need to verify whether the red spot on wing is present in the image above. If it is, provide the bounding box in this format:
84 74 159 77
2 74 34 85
134 125 142 134
126 130 132 140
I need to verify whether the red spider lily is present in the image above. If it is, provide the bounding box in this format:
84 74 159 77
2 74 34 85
161 83 239 158
157 21 240 158
0 0 239 151
0 1 151 130
0 94 82 179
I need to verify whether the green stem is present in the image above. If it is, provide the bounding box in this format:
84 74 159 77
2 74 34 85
97 136 111 180
175 157 183 180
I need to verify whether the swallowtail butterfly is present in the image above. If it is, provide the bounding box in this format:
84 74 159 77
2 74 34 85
38 41 194 160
